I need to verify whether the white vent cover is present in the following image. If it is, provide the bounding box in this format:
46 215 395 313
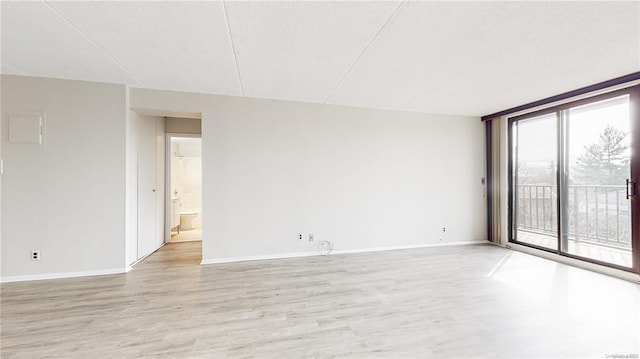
9 112 45 145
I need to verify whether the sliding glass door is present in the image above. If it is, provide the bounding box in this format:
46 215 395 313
511 113 558 251
563 95 632 267
509 86 639 272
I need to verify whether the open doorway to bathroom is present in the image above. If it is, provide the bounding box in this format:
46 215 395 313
167 134 202 243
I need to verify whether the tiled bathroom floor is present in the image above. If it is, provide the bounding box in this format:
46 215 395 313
171 228 202 242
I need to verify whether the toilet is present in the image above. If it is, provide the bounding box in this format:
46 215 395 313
180 211 199 230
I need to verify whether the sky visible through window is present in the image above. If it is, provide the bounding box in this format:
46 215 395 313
516 96 630 167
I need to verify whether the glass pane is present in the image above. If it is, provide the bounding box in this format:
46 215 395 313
564 95 632 268
513 113 558 250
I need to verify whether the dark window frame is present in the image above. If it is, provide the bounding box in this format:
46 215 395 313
507 84 640 274
482 72 640 121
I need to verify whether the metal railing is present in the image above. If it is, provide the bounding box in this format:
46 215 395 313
516 184 631 248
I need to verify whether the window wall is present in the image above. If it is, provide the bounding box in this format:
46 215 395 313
509 86 639 272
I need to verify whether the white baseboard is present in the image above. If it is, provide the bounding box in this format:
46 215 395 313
201 251 318 265
333 240 484 255
200 240 484 265
1 267 127 283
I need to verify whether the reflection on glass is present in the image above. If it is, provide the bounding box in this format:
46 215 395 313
513 113 558 250
564 95 632 267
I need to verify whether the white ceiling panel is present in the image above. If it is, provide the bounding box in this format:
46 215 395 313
326 1 573 113
1 1 140 86
46 1 241 95
426 1 640 116
224 1 400 103
1 1 638 116
327 1 640 116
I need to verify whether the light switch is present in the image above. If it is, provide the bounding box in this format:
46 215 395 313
9 112 45 145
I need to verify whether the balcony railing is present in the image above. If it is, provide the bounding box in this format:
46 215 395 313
516 184 631 249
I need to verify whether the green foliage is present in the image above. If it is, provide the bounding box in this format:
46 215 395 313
574 125 629 185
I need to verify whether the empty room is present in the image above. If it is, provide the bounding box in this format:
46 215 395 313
1 1 639 358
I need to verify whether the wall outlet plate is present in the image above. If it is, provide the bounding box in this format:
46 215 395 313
31 251 41 261
308 233 314 242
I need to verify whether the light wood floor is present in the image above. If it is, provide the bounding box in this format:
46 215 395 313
517 230 633 268
2 242 639 358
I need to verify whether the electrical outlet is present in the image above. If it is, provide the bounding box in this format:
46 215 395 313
309 233 314 242
31 251 40 261
442 227 446 232
298 233 303 241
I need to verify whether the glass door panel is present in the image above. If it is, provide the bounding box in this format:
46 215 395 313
563 95 633 267
513 113 558 250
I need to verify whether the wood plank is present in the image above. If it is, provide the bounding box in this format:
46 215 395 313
2 242 639 358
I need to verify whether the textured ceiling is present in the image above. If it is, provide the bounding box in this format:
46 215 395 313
2 1 639 116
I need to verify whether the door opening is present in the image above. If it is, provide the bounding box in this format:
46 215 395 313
166 134 202 243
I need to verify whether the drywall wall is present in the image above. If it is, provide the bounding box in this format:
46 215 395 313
0 71 3 277
155 116 166 250
131 88 486 263
125 103 137 267
165 117 201 134
1 75 127 280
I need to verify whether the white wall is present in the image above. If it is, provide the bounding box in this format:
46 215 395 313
131 88 486 263
1 75 127 280
0 76 486 280
155 116 166 249
125 105 137 267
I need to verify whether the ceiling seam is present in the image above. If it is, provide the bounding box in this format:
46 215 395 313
41 0 147 87
222 0 245 96
322 0 405 104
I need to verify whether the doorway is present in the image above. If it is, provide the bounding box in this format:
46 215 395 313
166 134 202 243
